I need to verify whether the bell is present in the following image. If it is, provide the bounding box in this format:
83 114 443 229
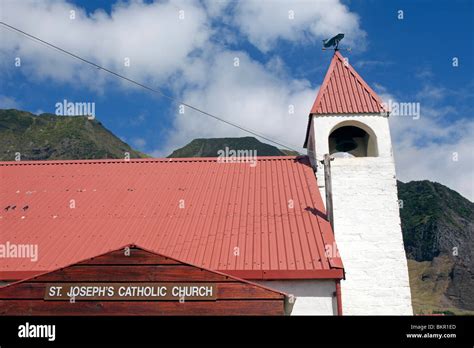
335 137 357 152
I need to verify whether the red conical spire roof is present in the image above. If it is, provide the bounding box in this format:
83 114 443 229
310 51 385 114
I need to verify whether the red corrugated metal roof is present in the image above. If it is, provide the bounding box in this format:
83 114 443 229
310 51 385 115
0 157 343 281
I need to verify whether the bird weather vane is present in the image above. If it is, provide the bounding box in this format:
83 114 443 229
322 33 351 52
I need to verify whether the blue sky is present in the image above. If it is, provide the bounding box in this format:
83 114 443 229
0 0 473 199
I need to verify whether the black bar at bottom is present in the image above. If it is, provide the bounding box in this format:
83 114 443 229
0 315 472 346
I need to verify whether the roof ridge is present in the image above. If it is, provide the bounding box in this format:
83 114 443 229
0 155 307 166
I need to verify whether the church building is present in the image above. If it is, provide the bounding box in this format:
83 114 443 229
0 51 412 315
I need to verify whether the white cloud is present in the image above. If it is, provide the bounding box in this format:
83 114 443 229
0 0 211 90
380 87 474 201
154 49 316 156
132 137 147 149
416 85 446 102
0 95 20 109
354 60 393 69
129 112 147 126
230 0 366 52
202 0 230 17
393 125 474 201
2 0 337 158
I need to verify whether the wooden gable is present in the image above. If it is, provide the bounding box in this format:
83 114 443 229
0 245 287 316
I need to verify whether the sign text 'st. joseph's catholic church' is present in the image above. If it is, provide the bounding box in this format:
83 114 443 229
45 283 216 301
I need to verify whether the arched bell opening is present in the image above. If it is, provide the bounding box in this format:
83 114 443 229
328 123 378 157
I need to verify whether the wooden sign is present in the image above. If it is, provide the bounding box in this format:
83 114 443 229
0 246 287 315
45 283 216 301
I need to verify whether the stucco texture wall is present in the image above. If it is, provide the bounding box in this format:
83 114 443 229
308 114 413 315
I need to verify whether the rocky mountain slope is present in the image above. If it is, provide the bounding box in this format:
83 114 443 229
398 180 473 314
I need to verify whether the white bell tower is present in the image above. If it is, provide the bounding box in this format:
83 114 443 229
304 51 413 314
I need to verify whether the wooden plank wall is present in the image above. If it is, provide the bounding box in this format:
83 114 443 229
0 248 285 315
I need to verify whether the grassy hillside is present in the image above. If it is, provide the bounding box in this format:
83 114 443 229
0 109 147 161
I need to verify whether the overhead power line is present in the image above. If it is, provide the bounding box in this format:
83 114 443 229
0 21 310 155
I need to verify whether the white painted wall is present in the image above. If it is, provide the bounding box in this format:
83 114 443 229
307 114 413 315
310 114 393 160
256 280 337 315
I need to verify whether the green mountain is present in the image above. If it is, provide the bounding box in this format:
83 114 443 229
398 180 473 314
398 180 472 262
168 136 294 158
0 109 146 161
